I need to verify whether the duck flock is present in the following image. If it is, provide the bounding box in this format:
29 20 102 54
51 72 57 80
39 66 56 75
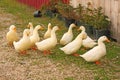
6 22 110 64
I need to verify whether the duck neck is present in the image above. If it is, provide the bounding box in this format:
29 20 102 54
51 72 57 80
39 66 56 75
98 41 105 48
68 26 73 33
33 29 39 36
30 26 33 31
75 33 83 41
48 27 51 32
23 34 28 38
83 29 85 32
81 29 85 34
51 30 56 39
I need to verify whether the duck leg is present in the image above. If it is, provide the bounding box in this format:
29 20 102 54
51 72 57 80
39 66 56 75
20 50 27 54
31 46 37 50
8 42 13 47
95 61 100 65
72 53 80 57
47 50 51 54
43 50 51 55
43 50 48 56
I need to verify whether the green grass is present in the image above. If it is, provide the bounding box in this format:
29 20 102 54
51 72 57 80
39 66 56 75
0 0 120 80
64 77 74 80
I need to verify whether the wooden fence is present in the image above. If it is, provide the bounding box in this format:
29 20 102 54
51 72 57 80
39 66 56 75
70 0 120 42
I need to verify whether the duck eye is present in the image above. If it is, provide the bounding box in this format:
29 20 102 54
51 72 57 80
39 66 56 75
104 36 107 39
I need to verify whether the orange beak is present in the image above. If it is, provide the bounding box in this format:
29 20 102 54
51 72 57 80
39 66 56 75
27 32 30 36
27 33 29 36
57 27 60 31
40 27 44 30
77 28 81 31
105 38 110 42
74 26 78 29
27 24 30 28
13 28 16 32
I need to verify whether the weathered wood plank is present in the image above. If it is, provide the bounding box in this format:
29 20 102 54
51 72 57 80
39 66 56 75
99 0 105 9
114 0 119 38
118 13 120 42
110 0 115 38
104 0 111 17
117 0 120 42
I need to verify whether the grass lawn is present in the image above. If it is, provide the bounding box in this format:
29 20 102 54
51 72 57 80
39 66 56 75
0 0 120 80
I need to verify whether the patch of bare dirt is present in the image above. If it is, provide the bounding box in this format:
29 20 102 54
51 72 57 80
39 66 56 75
0 9 15 27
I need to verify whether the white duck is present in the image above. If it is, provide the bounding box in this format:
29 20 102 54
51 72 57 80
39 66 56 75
80 36 110 64
6 25 19 46
27 22 34 36
13 29 31 54
44 23 52 39
78 26 97 49
60 23 76 45
77 26 87 38
35 26 59 55
60 26 87 56
30 25 43 48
